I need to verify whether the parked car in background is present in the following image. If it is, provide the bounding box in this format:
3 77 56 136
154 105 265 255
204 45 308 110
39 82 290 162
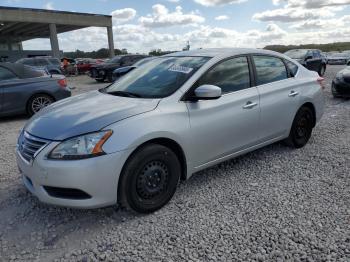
284 49 326 76
61 58 78 76
16 48 324 213
112 57 156 81
327 53 349 65
16 57 62 75
89 54 148 82
332 67 350 98
0 63 71 117
76 58 101 74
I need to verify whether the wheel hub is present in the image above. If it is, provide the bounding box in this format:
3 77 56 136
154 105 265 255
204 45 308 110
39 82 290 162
32 97 51 113
136 161 169 200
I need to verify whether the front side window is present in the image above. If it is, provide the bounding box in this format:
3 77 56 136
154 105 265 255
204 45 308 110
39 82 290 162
197 56 251 94
104 56 210 98
0 67 17 81
253 56 288 86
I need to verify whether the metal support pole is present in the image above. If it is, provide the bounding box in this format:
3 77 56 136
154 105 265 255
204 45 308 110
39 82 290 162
107 26 115 58
49 23 60 58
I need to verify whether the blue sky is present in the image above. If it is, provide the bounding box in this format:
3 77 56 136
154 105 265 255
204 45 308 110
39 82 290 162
2 0 350 53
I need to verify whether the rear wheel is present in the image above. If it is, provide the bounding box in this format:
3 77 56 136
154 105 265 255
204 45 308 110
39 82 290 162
318 65 326 76
284 107 314 148
27 94 54 116
118 144 181 213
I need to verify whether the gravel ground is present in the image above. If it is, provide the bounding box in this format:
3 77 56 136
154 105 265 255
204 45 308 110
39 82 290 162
0 66 349 261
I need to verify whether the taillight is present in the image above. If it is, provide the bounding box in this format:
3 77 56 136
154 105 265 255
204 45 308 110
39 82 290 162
317 77 325 89
58 78 67 88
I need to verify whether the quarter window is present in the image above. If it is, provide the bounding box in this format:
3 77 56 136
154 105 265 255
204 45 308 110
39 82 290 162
197 56 251 94
285 60 298 77
253 56 288 85
0 67 17 81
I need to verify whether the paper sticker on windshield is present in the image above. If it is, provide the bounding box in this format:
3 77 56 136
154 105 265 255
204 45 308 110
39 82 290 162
168 64 193 74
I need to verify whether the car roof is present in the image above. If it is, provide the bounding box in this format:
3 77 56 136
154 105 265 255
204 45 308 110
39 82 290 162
0 62 43 78
164 48 284 58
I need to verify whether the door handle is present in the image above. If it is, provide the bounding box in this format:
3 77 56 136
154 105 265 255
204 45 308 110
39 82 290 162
288 91 299 97
243 101 258 109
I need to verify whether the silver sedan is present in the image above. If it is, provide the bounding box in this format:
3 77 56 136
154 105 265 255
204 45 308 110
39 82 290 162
16 48 325 213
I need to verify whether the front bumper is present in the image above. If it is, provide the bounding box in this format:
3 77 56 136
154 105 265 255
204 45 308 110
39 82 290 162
16 142 131 209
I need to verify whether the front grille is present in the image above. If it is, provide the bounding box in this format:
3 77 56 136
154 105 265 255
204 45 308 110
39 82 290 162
18 131 50 163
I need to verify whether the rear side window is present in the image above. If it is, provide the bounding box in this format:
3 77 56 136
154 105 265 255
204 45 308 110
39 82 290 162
21 59 35 66
35 59 49 66
0 67 17 81
253 56 288 85
285 60 298 77
197 56 251 94
48 58 60 65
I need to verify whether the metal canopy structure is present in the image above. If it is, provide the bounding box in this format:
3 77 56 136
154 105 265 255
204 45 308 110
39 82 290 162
0 6 115 58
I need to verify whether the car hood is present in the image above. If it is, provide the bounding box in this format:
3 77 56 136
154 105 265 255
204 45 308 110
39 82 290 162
25 90 160 141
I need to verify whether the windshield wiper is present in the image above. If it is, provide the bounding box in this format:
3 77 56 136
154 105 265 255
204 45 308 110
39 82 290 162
107 90 142 98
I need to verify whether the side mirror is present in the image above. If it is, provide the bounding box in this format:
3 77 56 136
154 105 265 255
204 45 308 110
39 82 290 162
194 85 222 100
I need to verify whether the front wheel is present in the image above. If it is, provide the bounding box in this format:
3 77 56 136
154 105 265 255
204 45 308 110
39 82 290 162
284 107 314 148
118 144 181 213
27 94 54 116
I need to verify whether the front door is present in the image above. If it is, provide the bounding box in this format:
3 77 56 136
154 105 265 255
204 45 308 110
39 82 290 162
185 56 260 167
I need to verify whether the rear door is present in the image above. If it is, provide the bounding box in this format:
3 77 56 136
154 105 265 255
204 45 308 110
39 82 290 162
186 56 260 167
252 55 301 142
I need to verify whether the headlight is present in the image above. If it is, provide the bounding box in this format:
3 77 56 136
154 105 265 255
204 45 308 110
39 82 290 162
49 130 113 160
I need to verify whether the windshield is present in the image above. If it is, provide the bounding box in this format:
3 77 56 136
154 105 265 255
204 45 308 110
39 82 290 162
107 56 121 63
103 56 210 98
284 50 308 59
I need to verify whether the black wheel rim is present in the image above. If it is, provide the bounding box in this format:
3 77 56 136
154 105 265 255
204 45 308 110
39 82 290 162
136 161 169 200
295 111 312 139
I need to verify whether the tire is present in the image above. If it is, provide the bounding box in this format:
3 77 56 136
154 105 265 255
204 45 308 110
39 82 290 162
331 83 339 98
118 144 181 213
27 94 54 116
284 107 314 148
107 73 113 82
95 79 104 83
318 65 326 76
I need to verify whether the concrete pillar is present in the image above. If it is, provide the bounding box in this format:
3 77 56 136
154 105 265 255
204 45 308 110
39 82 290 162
49 23 60 58
107 26 115 58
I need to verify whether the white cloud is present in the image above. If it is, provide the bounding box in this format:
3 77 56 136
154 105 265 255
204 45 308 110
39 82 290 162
253 7 336 22
167 0 181 2
110 8 137 23
193 0 247 7
43 2 54 10
283 0 350 9
215 15 230 20
139 4 205 28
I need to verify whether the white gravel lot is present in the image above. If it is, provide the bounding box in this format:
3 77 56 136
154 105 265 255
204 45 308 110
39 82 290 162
0 66 349 261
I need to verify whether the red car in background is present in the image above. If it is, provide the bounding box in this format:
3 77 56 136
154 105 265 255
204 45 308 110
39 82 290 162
76 58 104 74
